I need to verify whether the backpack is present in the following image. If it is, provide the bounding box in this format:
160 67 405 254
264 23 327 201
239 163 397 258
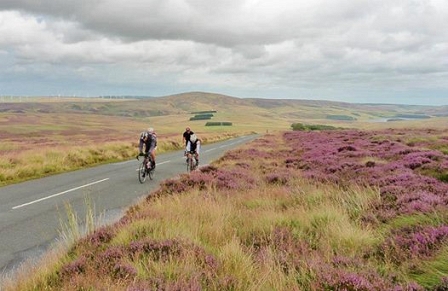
139 131 146 142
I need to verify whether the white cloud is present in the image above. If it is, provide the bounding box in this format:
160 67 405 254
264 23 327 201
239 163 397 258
0 0 447 104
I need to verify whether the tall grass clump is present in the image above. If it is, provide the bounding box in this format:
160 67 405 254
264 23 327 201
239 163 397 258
4 128 448 290
1 196 104 291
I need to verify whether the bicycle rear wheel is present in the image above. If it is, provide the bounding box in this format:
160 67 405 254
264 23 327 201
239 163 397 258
138 162 148 183
191 157 197 171
187 156 197 172
186 157 192 172
148 166 154 180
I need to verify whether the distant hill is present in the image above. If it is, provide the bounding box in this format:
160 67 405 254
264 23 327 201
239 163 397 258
2 91 448 120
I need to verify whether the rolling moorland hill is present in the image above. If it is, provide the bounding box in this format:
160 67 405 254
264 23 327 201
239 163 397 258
1 91 448 187
2 91 448 144
2 91 448 120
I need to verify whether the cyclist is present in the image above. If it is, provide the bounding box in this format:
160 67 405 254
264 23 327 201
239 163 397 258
182 127 194 156
186 133 201 166
139 127 157 169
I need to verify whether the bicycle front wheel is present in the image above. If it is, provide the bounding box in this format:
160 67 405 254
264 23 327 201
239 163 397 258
138 162 147 183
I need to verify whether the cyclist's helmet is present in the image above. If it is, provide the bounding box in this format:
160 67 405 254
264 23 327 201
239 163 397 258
148 127 154 133
190 134 197 143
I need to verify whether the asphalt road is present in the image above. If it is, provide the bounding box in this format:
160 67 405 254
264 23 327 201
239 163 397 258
0 134 259 278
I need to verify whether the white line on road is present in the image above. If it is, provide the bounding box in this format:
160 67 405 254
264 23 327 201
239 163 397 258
135 161 170 171
204 148 217 152
12 178 110 210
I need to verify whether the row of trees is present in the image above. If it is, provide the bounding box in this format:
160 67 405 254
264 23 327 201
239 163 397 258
189 111 233 126
291 123 339 131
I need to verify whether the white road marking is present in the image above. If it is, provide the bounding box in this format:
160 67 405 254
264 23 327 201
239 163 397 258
114 160 133 165
135 161 170 171
12 178 110 210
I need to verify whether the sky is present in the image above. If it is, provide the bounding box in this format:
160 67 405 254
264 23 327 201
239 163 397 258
0 0 447 106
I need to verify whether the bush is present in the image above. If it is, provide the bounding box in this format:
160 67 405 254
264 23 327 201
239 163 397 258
291 123 338 131
190 116 212 121
191 110 217 114
326 115 356 121
205 122 232 126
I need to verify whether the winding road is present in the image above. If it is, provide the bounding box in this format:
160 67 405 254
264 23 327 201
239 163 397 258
0 134 258 277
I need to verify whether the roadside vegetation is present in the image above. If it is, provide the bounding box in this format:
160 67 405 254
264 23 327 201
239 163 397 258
0 132 240 186
3 128 448 290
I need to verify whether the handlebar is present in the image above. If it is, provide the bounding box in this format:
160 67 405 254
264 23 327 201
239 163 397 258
136 153 149 160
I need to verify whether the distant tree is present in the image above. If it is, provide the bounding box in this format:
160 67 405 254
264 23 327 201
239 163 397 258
291 123 307 131
205 122 232 126
189 116 212 121
326 115 356 121
191 110 217 114
291 123 338 131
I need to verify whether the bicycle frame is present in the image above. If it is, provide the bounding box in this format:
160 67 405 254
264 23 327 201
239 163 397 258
186 151 198 172
137 153 154 183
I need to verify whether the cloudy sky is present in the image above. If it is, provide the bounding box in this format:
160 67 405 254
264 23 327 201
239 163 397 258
0 0 447 105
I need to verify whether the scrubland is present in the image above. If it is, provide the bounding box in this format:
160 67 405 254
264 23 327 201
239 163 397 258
3 126 448 290
2 93 447 187
0 108 248 187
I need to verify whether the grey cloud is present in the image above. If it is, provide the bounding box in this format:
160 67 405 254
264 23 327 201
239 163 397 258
0 0 447 104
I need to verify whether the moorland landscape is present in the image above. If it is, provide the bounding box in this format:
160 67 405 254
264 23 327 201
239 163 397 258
1 92 448 290
2 92 448 187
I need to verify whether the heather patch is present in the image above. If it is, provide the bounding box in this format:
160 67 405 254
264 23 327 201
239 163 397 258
315 263 423 291
264 170 291 185
150 177 193 198
381 225 448 263
151 165 258 196
214 167 257 190
283 130 448 220
280 129 448 288
58 235 226 290
77 225 116 249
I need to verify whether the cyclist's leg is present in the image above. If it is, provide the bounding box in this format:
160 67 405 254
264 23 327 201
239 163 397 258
195 151 199 165
149 149 156 168
143 149 150 168
187 151 193 164
185 143 189 161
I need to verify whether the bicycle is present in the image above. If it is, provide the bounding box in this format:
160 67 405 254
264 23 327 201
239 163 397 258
136 153 155 183
186 151 198 172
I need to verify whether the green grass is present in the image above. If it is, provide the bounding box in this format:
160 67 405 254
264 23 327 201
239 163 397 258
409 248 448 288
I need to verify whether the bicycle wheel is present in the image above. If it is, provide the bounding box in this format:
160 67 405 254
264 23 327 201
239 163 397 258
186 157 192 172
138 162 148 183
191 157 197 171
148 161 155 180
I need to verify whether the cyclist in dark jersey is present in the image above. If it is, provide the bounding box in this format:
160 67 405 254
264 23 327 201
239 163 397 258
139 127 157 168
186 133 201 166
182 127 194 158
183 127 194 146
